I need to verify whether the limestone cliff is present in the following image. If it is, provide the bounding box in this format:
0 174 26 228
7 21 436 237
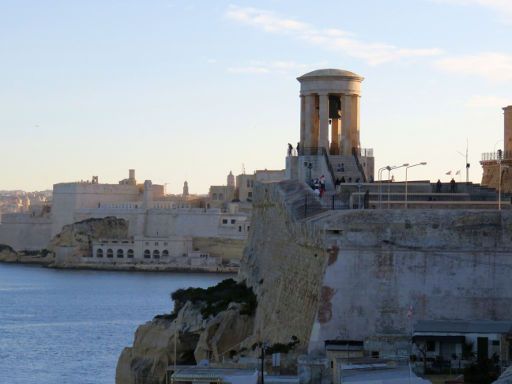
49 216 128 266
115 279 256 384
118 178 512 381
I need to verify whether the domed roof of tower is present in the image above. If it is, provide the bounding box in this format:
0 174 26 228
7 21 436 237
297 68 363 80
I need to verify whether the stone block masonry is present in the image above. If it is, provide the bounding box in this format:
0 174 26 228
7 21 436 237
240 180 512 357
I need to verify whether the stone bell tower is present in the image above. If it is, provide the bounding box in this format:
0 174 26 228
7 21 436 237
286 69 373 189
298 69 363 156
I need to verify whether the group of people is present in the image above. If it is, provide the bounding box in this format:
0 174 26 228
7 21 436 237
435 178 457 193
310 175 326 197
287 142 301 157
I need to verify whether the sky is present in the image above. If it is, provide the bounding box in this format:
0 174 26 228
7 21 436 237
1 0 511 194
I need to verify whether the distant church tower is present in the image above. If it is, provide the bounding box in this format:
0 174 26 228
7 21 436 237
227 171 235 187
183 181 189 197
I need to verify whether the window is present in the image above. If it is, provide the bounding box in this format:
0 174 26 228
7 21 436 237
212 193 218 200
117 249 124 258
239 226 242 232
107 249 113 258
246 180 250 188
371 351 380 358
231 219 236 224
222 219 228 224
144 250 151 258
145 242 149 246
426 341 436 352
492 340 500 346
96 249 103 258
219 193 224 200
155 242 159 246
248 191 253 198
153 250 160 259
164 242 168 246
162 250 169 257
247 226 250 231
127 249 134 258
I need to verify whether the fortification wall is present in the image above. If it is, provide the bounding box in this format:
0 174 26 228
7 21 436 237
310 209 512 354
238 181 327 351
481 161 512 194
0 213 52 250
243 180 512 356
51 183 139 236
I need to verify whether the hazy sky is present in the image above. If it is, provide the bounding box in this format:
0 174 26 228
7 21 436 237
1 0 511 193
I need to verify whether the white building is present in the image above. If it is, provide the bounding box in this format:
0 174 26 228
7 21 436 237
0 170 257 268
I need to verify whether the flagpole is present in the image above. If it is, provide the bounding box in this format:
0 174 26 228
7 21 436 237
466 139 469 184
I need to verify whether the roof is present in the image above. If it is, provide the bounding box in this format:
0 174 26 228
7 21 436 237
341 365 431 383
297 68 363 80
170 367 258 379
414 320 512 334
412 335 465 343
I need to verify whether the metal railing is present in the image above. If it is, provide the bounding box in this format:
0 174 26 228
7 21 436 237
301 147 336 187
360 148 374 158
354 151 366 183
482 150 512 161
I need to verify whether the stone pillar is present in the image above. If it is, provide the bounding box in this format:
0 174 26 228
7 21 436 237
300 95 306 152
350 95 361 153
304 94 316 149
331 118 340 155
318 93 329 152
312 95 319 149
341 94 353 155
505 106 512 157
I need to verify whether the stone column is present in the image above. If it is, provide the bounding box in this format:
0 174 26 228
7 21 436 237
312 95 319 149
504 106 512 157
331 118 340 155
318 93 330 152
341 94 353 155
350 95 361 153
300 95 306 152
304 94 315 149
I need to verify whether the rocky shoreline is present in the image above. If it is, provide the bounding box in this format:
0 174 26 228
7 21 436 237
0 249 237 273
0 216 241 273
116 279 258 384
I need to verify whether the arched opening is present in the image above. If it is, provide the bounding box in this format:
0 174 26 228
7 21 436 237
153 250 160 259
117 249 124 258
96 249 103 258
162 250 169 257
144 250 150 259
107 249 113 258
127 249 134 258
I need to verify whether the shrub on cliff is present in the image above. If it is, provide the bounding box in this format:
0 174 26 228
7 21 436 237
171 278 257 319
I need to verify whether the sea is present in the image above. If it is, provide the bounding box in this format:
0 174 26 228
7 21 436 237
0 263 227 384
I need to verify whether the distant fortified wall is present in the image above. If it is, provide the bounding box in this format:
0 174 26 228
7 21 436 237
240 180 512 355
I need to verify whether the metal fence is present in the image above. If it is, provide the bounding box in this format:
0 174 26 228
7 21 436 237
482 150 512 161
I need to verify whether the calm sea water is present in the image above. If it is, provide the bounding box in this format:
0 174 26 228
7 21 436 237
0 263 226 384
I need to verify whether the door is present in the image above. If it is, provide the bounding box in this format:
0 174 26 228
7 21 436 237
477 337 489 361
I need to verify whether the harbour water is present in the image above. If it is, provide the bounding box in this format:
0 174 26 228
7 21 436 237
0 263 226 384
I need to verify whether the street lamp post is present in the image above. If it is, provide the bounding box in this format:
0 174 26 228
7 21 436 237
377 166 389 209
387 164 409 209
405 162 427 209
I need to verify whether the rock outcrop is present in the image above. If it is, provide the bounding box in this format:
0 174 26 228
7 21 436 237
49 216 128 266
0 244 53 265
0 244 19 262
115 279 257 384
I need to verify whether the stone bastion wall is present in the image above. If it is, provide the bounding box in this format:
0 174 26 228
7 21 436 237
241 180 512 356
